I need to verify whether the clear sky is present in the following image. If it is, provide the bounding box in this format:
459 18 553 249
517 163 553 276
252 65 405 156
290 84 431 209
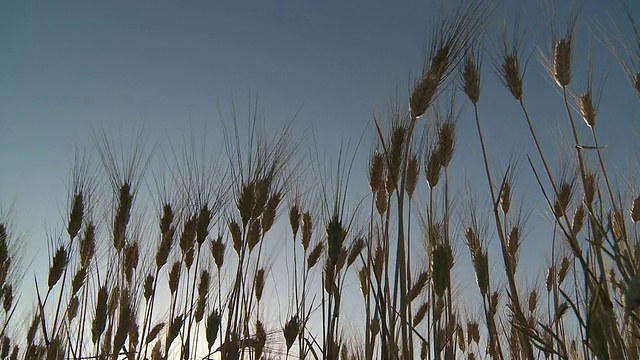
1 0 640 350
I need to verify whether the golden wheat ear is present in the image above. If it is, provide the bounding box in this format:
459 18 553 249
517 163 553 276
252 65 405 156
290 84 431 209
462 54 481 104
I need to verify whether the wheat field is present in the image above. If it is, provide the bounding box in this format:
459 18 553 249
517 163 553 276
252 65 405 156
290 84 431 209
1 1 640 359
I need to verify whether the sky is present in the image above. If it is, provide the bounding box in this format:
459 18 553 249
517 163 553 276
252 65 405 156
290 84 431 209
1 0 640 354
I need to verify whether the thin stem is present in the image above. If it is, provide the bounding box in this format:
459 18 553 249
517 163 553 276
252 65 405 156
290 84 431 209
471 102 503 359
366 197 374 360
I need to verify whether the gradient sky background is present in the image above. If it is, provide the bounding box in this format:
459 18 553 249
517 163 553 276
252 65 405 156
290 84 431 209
1 0 640 353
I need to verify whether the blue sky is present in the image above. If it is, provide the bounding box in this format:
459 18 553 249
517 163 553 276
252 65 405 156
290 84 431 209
1 0 640 350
